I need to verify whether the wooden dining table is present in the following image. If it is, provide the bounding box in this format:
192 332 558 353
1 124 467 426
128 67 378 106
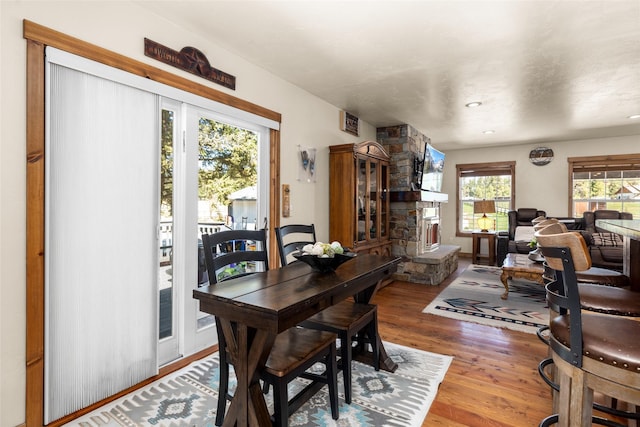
193 253 401 427
596 218 640 291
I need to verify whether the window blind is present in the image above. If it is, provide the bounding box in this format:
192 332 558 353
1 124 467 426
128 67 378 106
45 61 159 423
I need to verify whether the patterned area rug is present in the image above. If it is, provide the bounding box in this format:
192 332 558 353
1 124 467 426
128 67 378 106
423 264 548 334
69 342 452 427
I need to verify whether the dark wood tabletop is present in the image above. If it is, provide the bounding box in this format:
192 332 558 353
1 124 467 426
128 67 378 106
193 253 400 426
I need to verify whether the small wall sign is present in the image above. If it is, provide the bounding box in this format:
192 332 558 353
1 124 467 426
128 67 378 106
144 38 236 90
340 111 359 136
529 146 554 166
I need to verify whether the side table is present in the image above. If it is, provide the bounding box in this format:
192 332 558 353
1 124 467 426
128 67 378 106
472 231 496 266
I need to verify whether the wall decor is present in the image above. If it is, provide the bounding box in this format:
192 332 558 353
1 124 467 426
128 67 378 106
529 146 554 166
340 111 359 136
144 38 236 90
297 146 316 183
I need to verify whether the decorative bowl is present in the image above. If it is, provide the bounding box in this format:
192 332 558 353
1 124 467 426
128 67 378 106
293 251 357 273
528 248 545 263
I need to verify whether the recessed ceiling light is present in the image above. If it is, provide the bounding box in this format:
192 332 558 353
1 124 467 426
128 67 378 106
482 130 495 134
628 114 640 119
465 101 482 108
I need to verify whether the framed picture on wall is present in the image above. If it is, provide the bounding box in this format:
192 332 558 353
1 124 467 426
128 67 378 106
340 111 359 136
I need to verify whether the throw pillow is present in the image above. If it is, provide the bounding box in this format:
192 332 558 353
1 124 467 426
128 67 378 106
514 226 535 242
591 232 623 247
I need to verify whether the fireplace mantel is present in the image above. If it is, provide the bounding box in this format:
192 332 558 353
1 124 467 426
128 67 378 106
390 190 448 203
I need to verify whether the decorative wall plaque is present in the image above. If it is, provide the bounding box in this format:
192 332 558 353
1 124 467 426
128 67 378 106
340 111 359 136
144 38 236 90
529 146 554 166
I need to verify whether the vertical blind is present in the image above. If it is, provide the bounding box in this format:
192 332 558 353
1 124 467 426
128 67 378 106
45 62 159 422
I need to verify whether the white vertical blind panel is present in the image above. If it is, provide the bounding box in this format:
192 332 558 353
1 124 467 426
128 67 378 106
45 64 159 422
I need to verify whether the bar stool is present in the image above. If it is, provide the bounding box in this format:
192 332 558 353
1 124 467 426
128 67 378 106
535 230 640 426
537 223 630 291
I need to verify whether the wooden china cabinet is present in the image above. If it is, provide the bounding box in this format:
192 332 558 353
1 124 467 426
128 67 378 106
329 141 391 256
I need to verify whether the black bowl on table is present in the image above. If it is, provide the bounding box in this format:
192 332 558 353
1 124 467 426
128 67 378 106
292 251 357 273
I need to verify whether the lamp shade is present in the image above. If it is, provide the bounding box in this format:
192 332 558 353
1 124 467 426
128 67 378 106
473 200 496 214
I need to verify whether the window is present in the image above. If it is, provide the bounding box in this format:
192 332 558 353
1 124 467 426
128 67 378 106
569 154 640 218
457 161 515 235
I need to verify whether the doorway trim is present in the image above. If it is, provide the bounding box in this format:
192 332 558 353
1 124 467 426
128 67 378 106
24 19 282 426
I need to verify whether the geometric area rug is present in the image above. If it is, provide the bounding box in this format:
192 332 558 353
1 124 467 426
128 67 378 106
423 264 548 334
68 342 453 427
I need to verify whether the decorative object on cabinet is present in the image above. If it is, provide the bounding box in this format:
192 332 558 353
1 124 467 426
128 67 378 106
329 141 391 256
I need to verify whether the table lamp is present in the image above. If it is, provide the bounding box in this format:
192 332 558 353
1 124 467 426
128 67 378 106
474 200 496 232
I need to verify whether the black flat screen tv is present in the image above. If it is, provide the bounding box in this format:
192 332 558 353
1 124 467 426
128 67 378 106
420 143 445 192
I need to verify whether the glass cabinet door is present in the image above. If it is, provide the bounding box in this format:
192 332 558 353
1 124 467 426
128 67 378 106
369 159 378 240
380 163 388 239
356 156 367 243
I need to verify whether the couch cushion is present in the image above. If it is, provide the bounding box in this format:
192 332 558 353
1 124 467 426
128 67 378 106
516 208 540 225
514 226 535 242
591 232 623 247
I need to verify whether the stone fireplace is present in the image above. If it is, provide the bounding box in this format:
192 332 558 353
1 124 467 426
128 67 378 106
377 124 460 285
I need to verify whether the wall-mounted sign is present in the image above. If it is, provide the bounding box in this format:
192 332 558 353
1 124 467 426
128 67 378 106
529 146 554 166
340 111 359 136
144 38 236 90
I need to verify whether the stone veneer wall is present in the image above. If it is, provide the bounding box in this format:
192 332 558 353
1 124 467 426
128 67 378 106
377 124 459 285
376 124 428 252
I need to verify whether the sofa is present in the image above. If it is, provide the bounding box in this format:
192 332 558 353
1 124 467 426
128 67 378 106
496 208 584 266
580 209 633 271
496 208 546 265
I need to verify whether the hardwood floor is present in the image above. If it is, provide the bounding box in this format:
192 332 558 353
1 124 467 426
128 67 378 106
374 257 553 426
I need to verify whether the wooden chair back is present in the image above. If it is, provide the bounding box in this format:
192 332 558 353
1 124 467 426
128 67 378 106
202 229 269 284
535 230 591 272
274 224 316 266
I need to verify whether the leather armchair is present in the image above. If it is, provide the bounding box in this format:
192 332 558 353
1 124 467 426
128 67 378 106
581 210 633 271
496 208 546 266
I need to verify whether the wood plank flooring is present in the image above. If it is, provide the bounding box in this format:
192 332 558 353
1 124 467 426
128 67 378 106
375 257 632 426
373 257 553 426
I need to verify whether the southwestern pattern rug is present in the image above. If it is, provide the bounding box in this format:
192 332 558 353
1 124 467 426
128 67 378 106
69 342 452 427
423 264 548 334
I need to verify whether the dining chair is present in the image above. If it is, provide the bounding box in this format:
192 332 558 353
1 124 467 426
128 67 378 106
534 230 640 426
201 229 339 426
274 223 317 267
274 224 379 404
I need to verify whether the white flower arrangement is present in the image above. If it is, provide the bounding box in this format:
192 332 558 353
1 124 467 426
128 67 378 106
301 241 344 258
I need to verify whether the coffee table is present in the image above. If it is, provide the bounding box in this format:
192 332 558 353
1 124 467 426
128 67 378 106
500 253 545 300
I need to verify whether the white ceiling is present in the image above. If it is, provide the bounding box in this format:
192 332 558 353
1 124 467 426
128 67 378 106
138 0 640 151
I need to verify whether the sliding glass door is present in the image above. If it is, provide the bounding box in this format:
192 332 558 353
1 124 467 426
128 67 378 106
43 47 274 421
158 101 269 363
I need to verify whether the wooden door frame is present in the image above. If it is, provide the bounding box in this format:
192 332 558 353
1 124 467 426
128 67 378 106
24 19 281 426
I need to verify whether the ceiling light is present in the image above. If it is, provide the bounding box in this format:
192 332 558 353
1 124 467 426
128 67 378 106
482 130 495 134
465 101 482 108
628 114 640 119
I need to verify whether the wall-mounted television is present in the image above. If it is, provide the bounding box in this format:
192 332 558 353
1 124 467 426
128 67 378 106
420 143 445 192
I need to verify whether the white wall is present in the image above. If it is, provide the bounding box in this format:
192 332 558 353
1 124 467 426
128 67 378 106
0 2 374 425
440 135 640 254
